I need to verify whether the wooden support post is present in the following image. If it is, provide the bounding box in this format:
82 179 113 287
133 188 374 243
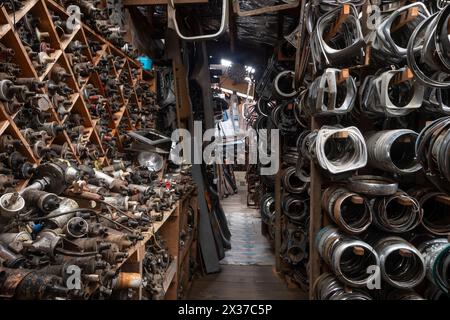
391 7 419 33
275 164 282 272
353 246 365 256
393 68 414 85
399 249 413 257
336 69 349 85
351 195 364 204
324 4 350 41
308 116 322 300
396 196 414 206
333 131 349 139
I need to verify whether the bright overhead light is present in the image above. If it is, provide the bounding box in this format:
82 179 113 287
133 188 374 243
245 65 256 74
221 59 232 67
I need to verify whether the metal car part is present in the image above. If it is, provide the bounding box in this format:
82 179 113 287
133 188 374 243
409 188 450 236
415 117 450 193
273 70 298 98
0 192 25 219
306 126 367 174
316 225 380 287
313 272 372 300
282 166 308 194
371 191 422 233
374 236 426 289
282 194 309 224
360 69 424 117
371 2 430 62
307 68 356 115
347 175 398 196
365 129 422 174
322 186 372 235
310 4 365 71
418 238 450 294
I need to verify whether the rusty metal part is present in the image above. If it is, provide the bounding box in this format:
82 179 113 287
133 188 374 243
64 217 89 239
26 230 62 258
0 267 68 299
347 175 398 196
0 192 25 219
21 189 60 213
322 186 372 235
112 272 142 289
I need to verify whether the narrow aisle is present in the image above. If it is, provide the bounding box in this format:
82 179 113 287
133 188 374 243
188 173 306 300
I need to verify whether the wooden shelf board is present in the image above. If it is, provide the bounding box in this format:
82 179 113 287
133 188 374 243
163 258 178 294
0 23 10 38
61 26 81 50
0 120 9 135
10 0 40 24
114 203 177 270
38 49 63 81
179 234 194 266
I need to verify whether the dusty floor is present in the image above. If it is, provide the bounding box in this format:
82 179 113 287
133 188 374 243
187 172 306 300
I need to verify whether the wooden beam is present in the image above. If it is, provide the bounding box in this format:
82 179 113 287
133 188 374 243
396 196 414 206
353 246 365 256
336 69 349 85
351 195 364 204
391 6 419 33
308 116 322 300
324 4 350 41
333 131 349 139
275 167 282 272
393 68 414 85
123 0 207 5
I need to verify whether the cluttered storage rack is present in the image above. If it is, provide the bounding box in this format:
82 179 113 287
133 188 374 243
0 0 199 300
252 0 450 300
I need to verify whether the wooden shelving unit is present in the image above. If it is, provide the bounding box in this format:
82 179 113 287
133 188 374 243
0 0 198 300
0 0 156 179
118 188 198 300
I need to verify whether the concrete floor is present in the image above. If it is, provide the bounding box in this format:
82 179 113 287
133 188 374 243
187 172 306 300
